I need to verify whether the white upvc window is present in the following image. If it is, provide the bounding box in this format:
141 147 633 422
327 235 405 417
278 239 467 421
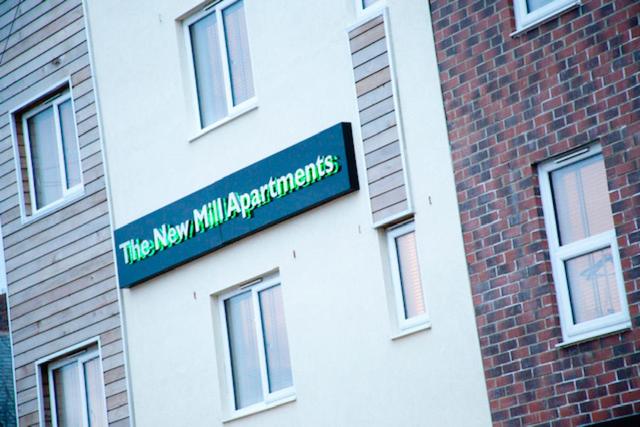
185 0 256 131
386 221 429 332
513 0 581 33
14 88 83 219
45 347 107 427
539 145 630 346
219 275 294 418
355 0 384 13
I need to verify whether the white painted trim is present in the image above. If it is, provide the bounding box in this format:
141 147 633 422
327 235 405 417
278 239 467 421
538 144 630 345
353 0 387 20
188 101 257 143
385 220 430 332
40 344 107 427
8 77 77 225
512 0 581 35
8 78 85 225
35 337 102 427
183 0 258 133
346 7 414 229
80 0 137 424
218 273 296 419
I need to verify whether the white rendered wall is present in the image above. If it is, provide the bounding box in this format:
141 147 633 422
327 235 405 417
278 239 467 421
84 0 492 425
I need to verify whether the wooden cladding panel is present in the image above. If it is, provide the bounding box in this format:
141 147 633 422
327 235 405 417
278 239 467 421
349 14 409 226
0 0 130 425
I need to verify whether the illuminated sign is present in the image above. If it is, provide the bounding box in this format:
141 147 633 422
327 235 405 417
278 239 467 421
114 123 358 288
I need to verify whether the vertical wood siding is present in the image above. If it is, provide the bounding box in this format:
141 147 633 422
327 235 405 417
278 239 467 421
0 0 130 425
348 14 410 225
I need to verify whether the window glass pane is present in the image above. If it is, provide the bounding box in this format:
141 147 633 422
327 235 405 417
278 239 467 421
566 247 621 324
59 99 81 190
83 357 106 427
190 13 228 127
53 363 82 426
225 291 262 409
362 0 380 8
526 0 554 12
27 107 62 209
223 1 254 105
258 285 293 393
395 230 426 319
551 155 614 245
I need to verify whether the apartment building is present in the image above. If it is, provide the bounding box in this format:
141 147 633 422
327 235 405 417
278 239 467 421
429 0 640 425
83 0 492 425
0 1 131 425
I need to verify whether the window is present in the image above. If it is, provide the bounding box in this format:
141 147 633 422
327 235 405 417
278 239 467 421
356 0 383 12
220 276 294 417
539 145 630 345
386 221 429 331
185 0 255 130
40 345 107 427
13 87 82 218
513 0 581 33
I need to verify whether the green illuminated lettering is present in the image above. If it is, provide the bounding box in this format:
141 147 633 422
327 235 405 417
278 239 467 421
227 193 241 218
194 205 209 232
305 162 318 184
119 240 133 264
316 155 326 177
276 173 295 197
294 168 306 187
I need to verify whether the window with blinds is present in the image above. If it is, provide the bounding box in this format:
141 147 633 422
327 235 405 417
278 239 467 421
539 145 630 345
185 0 256 129
386 221 429 331
39 345 108 427
219 274 295 417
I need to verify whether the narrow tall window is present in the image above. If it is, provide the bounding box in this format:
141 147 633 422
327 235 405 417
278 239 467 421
13 88 83 218
186 0 255 129
386 221 429 331
41 346 107 427
539 145 630 344
220 276 294 415
513 0 580 32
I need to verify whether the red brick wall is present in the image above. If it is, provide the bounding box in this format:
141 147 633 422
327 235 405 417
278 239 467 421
428 0 640 425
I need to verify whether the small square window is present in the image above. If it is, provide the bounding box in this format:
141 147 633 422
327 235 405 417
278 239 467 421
39 345 107 427
386 221 429 332
539 145 630 345
185 0 255 130
12 86 83 219
219 275 294 416
513 0 580 33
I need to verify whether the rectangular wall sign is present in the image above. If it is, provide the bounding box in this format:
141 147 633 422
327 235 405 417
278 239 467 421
114 122 358 288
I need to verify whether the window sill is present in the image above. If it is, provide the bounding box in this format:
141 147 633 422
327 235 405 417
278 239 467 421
222 394 296 423
391 320 431 340
511 0 581 37
188 102 258 144
20 189 85 226
555 321 631 349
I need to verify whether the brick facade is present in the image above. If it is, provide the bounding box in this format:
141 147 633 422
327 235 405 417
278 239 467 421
428 0 640 425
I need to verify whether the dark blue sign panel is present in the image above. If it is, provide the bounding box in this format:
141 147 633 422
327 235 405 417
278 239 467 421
114 123 358 288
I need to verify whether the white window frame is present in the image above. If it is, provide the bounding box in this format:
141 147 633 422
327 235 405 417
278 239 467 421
386 220 430 332
10 83 84 222
35 339 108 427
355 0 386 14
218 275 295 420
513 0 581 34
539 144 631 346
183 0 258 136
